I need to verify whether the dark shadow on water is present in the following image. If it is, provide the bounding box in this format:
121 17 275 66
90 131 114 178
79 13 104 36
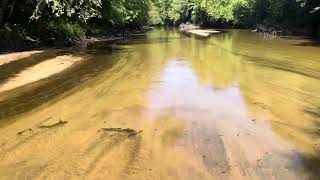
305 107 320 119
113 38 174 45
112 31 182 46
205 41 320 79
301 151 320 179
279 36 320 47
302 107 320 178
70 42 129 55
293 40 320 47
305 156 320 179
271 109 320 178
0 43 126 125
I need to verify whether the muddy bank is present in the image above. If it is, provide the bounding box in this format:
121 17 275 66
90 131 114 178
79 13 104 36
0 26 152 54
0 36 121 54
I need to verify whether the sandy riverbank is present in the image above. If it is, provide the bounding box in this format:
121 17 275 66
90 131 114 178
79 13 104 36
0 50 44 66
0 49 88 94
0 36 123 93
0 54 84 93
187 29 221 37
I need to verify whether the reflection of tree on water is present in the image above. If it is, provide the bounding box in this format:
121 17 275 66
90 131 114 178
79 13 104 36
175 30 242 89
190 35 242 89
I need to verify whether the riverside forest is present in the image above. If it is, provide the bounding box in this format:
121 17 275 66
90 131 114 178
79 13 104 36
0 0 320 179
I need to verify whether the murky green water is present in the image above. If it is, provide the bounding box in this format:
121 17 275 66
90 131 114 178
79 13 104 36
0 28 319 179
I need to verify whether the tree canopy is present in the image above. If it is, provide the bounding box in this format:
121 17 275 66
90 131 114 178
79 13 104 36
0 0 319 42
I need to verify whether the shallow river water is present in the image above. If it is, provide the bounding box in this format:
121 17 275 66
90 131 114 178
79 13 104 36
0 28 319 179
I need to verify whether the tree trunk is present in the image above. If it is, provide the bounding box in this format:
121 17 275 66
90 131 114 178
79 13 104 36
0 0 9 27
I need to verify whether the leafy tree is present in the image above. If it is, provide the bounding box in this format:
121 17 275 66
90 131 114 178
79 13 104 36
148 1 163 25
30 0 102 22
1 0 320 44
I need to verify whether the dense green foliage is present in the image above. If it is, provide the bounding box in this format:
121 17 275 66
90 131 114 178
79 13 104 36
0 0 319 45
147 0 319 30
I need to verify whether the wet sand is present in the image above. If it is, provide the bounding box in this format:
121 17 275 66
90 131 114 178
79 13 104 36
0 29 319 179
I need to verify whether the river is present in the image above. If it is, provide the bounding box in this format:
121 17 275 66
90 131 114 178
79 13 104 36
0 28 319 179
